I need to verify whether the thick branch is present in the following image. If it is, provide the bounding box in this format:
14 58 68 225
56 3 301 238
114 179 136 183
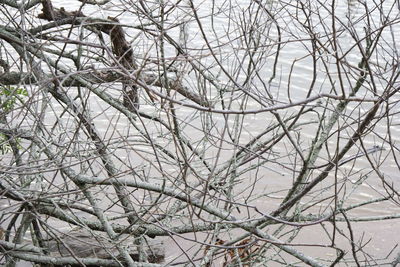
7 251 160 267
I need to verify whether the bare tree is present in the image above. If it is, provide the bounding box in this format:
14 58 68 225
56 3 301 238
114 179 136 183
0 0 399 266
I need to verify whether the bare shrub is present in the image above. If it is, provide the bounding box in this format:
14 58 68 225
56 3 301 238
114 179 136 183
0 0 399 266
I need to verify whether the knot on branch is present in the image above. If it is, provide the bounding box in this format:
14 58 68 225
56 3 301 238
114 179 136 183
38 0 85 20
105 16 137 69
103 16 140 111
